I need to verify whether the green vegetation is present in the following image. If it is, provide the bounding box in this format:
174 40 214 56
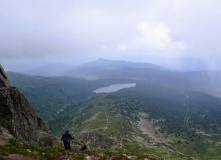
7 72 131 135
0 137 65 160
0 137 163 160
6 71 221 159
172 135 221 160
66 95 221 160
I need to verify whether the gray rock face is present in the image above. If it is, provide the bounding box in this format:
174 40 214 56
0 65 50 145
0 65 11 87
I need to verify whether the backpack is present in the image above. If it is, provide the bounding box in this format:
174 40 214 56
63 135 70 142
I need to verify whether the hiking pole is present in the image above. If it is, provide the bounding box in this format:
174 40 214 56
72 141 81 145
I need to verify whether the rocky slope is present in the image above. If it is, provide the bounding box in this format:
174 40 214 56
64 95 221 160
0 64 52 145
67 95 164 152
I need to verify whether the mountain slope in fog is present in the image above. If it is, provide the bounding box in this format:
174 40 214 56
23 59 167 77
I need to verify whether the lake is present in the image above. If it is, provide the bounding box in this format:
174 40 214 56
93 83 136 93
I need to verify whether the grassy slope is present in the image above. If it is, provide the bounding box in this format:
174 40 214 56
66 95 221 160
0 136 162 160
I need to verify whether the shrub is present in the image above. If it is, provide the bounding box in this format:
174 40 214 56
72 154 86 160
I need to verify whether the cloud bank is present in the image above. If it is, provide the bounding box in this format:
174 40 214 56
0 0 221 71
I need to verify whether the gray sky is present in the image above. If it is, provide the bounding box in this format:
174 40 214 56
1 0 221 71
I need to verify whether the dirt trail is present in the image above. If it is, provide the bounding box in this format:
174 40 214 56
0 154 34 160
103 112 112 137
104 112 109 130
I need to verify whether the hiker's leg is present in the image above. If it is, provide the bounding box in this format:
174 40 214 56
67 142 71 150
63 141 68 150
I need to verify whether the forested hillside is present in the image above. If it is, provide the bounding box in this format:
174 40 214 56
7 67 221 159
2 0 221 159
67 95 221 159
7 72 131 134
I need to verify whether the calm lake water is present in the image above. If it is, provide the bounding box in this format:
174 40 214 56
93 83 136 93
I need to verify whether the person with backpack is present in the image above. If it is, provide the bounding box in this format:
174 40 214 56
61 130 74 150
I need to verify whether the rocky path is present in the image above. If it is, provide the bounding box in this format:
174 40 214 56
54 152 151 160
104 112 109 130
0 154 34 160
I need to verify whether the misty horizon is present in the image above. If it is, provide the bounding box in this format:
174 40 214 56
1 0 221 72
3 58 215 73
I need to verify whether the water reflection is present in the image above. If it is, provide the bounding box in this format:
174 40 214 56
93 83 136 93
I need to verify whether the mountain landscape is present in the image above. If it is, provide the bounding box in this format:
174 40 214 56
1 59 220 159
2 1 221 159
24 59 167 77
1 64 160 160
0 65 52 144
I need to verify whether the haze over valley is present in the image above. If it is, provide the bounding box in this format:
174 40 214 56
5 58 221 159
1 0 221 159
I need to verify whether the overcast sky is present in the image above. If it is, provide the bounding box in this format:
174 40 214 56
1 0 221 71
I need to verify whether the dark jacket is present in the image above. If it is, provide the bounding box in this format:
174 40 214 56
61 133 73 142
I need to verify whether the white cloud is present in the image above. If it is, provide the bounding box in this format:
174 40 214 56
102 45 107 49
1 0 221 70
134 22 186 50
117 44 126 51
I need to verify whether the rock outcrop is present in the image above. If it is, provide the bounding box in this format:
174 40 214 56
0 64 51 145
0 65 11 87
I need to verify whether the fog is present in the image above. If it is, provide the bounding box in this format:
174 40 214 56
1 0 221 71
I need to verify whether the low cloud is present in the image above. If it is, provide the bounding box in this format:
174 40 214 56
117 44 126 51
1 0 221 71
102 45 107 49
134 22 186 50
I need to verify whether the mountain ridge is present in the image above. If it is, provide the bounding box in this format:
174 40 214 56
4 65 221 159
23 58 168 77
78 58 167 70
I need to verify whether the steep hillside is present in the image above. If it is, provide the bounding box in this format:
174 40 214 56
66 95 221 160
1 66 162 160
6 72 97 121
0 65 55 146
67 95 174 156
7 71 221 136
6 67 221 159
7 72 135 134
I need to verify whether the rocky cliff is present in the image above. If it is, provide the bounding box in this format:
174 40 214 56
0 64 51 145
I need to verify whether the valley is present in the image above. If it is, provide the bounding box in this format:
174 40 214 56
2 1 221 159
6 59 221 159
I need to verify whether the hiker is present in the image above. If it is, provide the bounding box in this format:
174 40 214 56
61 130 74 150
80 140 87 150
